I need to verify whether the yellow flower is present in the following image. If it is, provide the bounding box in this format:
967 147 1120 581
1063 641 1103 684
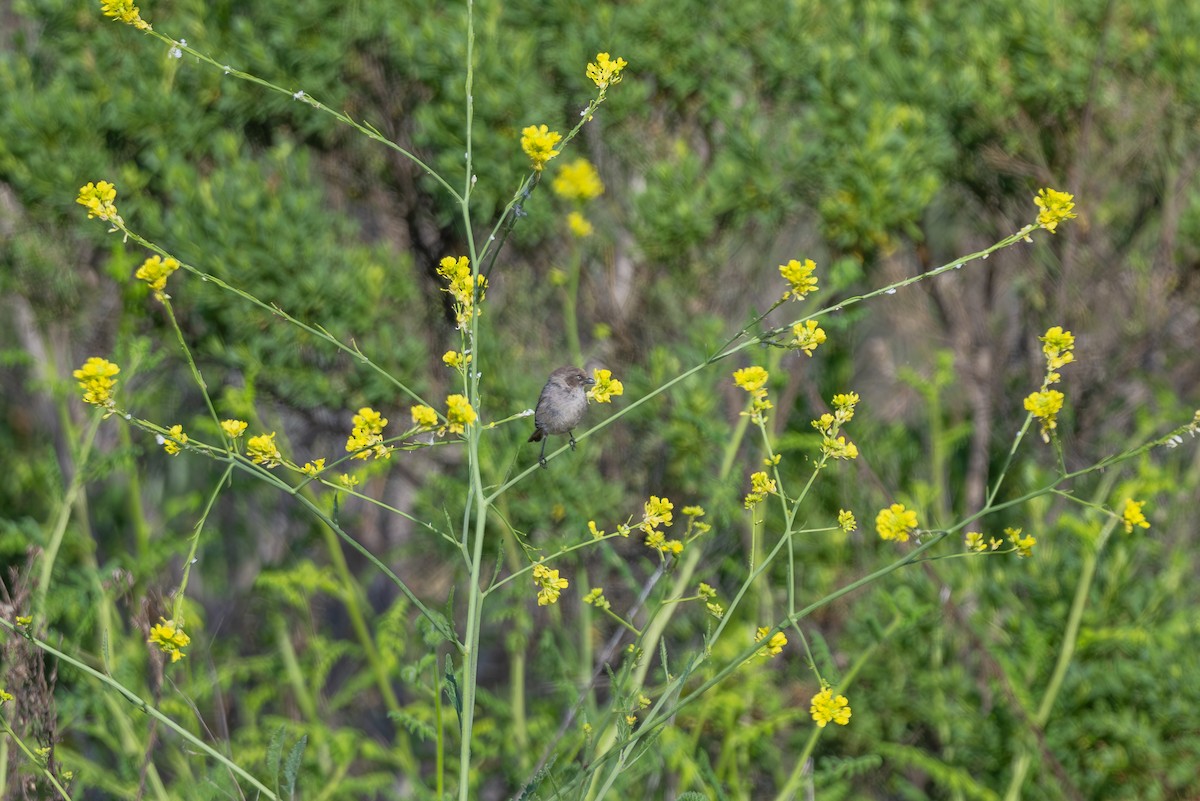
838 510 857 532
346 407 390 460
445 394 477 435
0 689 14 703
411 404 438 429
583 587 610 610
1024 389 1065 442
1038 325 1076 383
1007 527 1036 558
1121 499 1150 533
443 350 470 369
1034 188 1077 233
521 124 562 171
553 158 604 200
135 255 181 296
587 368 624 403
965 531 987 552
821 436 859 460
733 366 769 395
586 52 628 89
533 562 569 606
567 211 594 238
301 458 326 476
436 255 486 328
73 356 120 408
744 471 777 509
810 684 852 727
160 424 187 456
337 473 359 489
99 0 151 29
148 617 191 663
832 392 860 423
247 432 282 467
683 506 705 518
588 520 606 539
643 495 674 529
15 616 32 627
220 419 248 439
780 258 819 301
755 626 788 657
876 503 918 543
793 319 826 356
643 529 683 555
75 180 122 221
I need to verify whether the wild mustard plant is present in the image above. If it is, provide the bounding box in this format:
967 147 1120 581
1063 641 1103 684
39 3 1200 798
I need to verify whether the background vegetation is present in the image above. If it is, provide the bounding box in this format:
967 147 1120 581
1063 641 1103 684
2 0 1199 798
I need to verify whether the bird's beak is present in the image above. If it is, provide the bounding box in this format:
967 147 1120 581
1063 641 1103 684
585 376 596 385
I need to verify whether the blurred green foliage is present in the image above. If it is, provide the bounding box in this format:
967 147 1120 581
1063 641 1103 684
2 0 1199 799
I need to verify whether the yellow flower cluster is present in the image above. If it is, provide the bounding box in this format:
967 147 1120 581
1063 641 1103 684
587 368 624 403
838 509 857 532
589 497 703 557
964 531 1002 552
587 52 628 89
247 432 282 467
698 582 724 619
793 319 826 357
780 258 819 301
301 458 325 476
437 256 487 329
755 626 788 658
812 392 860 461
1121 499 1150 533
148 617 190 663
445 394 477 435
100 0 151 29
346 407 390 460
73 357 120 409
733 366 773 424
743 470 777 509
1034 188 1077 233
1024 325 1076 443
521 124 562 171
1023 389 1065 443
221 419 248 439
411 405 438 429
533 562 569 606
160 424 187 456
442 350 471 370
1040 326 1075 382
135 255 180 297
553 159 604 201
567 211 594 238
76 180 123 224
1008 526 1036 558
810 684 852 728
582 587 610 611
875 503 918 543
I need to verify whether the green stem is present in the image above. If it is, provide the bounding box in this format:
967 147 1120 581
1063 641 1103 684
1002 517 1118 801
161 298 221 431
34 411 102 620
0 620 277 799
172 464 233 622
773 616 905 801
0 716 72 800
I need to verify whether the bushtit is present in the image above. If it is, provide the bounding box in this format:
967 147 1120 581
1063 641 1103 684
528 366 595 467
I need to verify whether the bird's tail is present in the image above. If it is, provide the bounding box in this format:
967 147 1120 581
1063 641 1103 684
528 428 544 443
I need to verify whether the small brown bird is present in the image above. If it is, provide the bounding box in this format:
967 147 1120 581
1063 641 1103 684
528 366 595 467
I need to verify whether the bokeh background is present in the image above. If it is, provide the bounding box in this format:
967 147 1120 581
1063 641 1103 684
2 0 1199 798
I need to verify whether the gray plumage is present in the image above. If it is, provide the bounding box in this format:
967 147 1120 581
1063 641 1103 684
529 366 595 466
